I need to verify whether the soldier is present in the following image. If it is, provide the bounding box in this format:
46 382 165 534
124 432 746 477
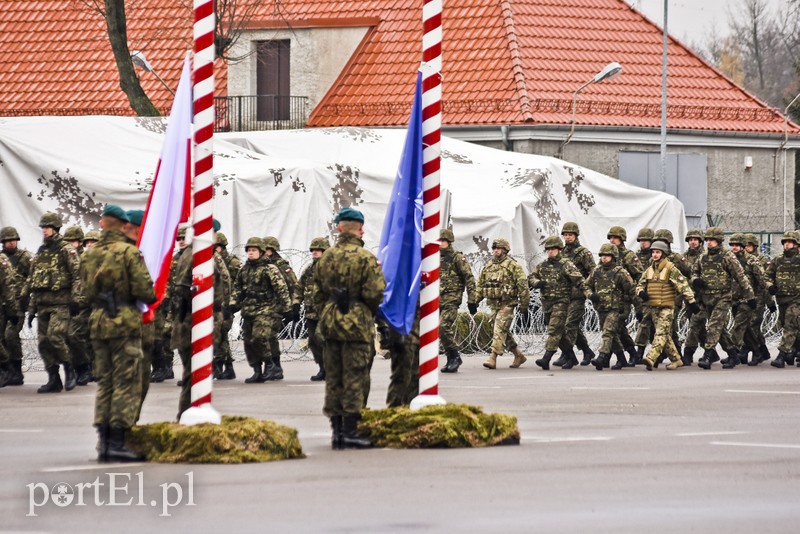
636 228 654 267
607 226 643 365
63 225 93 386
26 212 83 393
213 231 241 380
1 226 32 386
263 236 301 381
299 237 330 381
439 228 477 373
766 231 800 368
586 244 637 370
151 226 188 383
691 227 755 370
726 233 770 366
680 229 707 365
230 237 291 383
476 238 529 370
743 233 775 365
636 241 699 370
559 222 596 366
0 254 21 387
83 230 101 249
81 205 156 462
385 307 420 408
528 236 589 370
312 207 385 450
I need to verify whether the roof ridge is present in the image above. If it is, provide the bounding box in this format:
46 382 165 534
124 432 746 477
499 0 534 123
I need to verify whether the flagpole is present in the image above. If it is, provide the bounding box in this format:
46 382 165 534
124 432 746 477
411 0 446 409
180 0 220 425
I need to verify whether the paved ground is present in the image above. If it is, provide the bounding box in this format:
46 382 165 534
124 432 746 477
2 353 799 533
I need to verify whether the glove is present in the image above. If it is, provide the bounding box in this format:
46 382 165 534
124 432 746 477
223 306 233 320
7 314 19 326
687 301 701 315
638 291 649 302
305 318 318 331
282 310 295 324
292 304 302 323
27 313 35 329
19 296 30 313
589 293 600 305
768 285 778 295
746 298 757 310
68 302 80 317
467 302 479 315
767 302 777 313
692 278 707 291
533 280 546 290
635 311 643 323
517 309 530 330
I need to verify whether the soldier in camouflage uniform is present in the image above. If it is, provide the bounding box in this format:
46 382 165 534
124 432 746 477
476 238 529 370
743 233 775 365
727 233 770 366
151 226 188 383
586 244 637 370
528 236 589 370
312 208 385 449
680 229 707 365
439 228 477 373
214 232 241 380
230 237 291 383
692 227 755 370
607 226 643 365
0 253 21 387
299 237 330 381
25 212 83 393
83 230 100 249
559 222 596 367
263 236 301 381
63 225 94 386
385 306 420 408
1 226 32 386
636 228 654 267
636 241 699 370
81 205 156 462
766 231 800 368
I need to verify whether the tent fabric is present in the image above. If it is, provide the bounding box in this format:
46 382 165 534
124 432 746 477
0 117 687 264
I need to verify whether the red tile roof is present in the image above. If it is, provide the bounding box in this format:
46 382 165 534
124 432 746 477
0 0 796 135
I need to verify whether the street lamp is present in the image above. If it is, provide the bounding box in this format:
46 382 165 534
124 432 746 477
559 62 622 157
781 91 800 231
131 50 175 96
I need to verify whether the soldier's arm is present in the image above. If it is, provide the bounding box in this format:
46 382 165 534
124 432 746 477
581 248 596 273
619 270 637 303
513 263 530 309
0 262 20 316
298 265 312 304
215 254 232 306
64 246 84 304
527 265 542 289
565 260 590 297
267 265 292 313
456 253 478 304
670 269 696 303
360 254 387 313
586 271 596 292
128 248 157 305
626 253 644 280
283 265 302 306
635 269 649 295
727 254 754 300
673 255 692 277
750 257 770 294
475 266 487 302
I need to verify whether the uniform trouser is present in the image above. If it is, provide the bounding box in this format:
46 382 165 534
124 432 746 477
542 300 571 353
597 310 624 355
728 303 755 350
564 297 589 349
636 306 681 349
439 302 460 352
386 332 420 408
36 305 71 369
489 305 519 354
67 308 92 368
137 321 155 422
323 339 372 417
4 315 24 362
684 307 708 349
617 304 636 350
363 342 376 408
212 310 225 364
93 336 143 429
220 314 234 364
178 347 192 418
242 314 280 367
777 300 800 353
645 307 681 363
748 302 767 347
306 320 324 366
0 316 8 364
155 306 173 366
702 297 735 351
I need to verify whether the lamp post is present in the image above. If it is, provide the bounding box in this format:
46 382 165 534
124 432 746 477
660 0 668 192
131 50 175 96
782 91 800 231
559 62 622 158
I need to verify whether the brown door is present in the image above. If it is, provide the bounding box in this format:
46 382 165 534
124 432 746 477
256 40 290 121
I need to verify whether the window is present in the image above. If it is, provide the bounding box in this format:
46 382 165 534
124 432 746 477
256 40 290 121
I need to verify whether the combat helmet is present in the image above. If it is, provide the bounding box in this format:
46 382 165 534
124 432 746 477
637 228 654 242
744 233 759 247
39 212 63 229
780 231 799 245
560 222 580 236
263 236 280 251
215 232 229 247
607 226 627 241
491 238 510 252
440 228 455 243
728 233 746 246
704 227 725 242
245 237 266 251
543 236 564 250
309 237 331 251
685 228 704 242
654 229 674 244
0 226 20 242
598 243 618 258
176 226 187 240
63 226 84 242
650 241 670 254
83 230 101 243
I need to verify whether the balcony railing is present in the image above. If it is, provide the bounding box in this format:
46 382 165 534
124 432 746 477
214 95 310 132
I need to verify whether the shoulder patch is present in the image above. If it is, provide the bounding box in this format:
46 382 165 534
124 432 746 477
68 249 77 255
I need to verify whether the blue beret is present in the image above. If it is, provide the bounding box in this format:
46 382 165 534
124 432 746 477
334 207 364 224
102 204 130 223
213 218 221 232
126 209 145 226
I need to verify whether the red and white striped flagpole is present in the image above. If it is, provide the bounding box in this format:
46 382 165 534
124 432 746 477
180 0 220 425
411 0 446 409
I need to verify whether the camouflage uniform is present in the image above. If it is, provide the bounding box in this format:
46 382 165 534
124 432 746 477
264 236 300 380
1 226 31 386
0 254 21 386
386 306 420 408
63 226 94 386
439 228 477 373
560 222 596 365
743 233 774 365
766 232 800 368
727 234 769 364
528 236 589 370
215 232 242 379
586 244 636 370
476 238 529 369
151 243 187 382
299 237 330 381
636 228 654 268
607 227 643 361
680 229 707 364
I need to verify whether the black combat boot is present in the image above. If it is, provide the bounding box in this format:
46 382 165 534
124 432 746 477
264 357 284 381
310 363 326 381
341 415 372 449
63 363 77 391
611 351 628 370
625 346 638 367
591 352 609 371
738 348 751 365
756 344 771 364
697 349 719 370
682 346 696 366
560 347 579 370
37 366 63 393
786 350 797 366
440 351 455 373
220 360 236 380
770 351 791 368
106 427 145 462
212 359 224 380
0 362 10 387
551 353 568 367
8 359 24 386
95 425 110 463
578 341 595 366
722 348 739 369
164 361 174 380
535 350 556 371
446 349 463 373
244 363 264 383
76 363 92 386
150 358 167 383
330 416 343 450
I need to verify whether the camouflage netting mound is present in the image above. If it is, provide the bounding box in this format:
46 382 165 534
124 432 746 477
128 416 305 463
359 404 520 448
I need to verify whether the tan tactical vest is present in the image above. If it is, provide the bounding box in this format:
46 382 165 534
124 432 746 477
644 261 677 308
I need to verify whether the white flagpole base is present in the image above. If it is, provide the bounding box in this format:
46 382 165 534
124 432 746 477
409 394 447 411
179 403 222 426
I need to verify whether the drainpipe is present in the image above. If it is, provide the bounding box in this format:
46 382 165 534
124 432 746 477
501 125 511 151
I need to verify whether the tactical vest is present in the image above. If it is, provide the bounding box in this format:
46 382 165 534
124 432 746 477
644 261 677 308
773 254 800 298
593 265 623 311
699 251 730 293
565 244 591 278
482 257 517 301
440 250 465 295
537 257 572 301
29 242 71 292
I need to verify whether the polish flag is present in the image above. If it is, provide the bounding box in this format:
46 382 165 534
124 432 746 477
137 53 193 323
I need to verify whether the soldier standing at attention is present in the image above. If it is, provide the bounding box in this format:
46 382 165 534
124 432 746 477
476 238 529 370
680 229 707 365
766 231 800 368
62 226 93 386
262 236 301 381
1 226 32 386
26 212 83 393
744 233 774 365
81 205 156 462
692 227 755 370
636 241 699 370
0 254 20 388
439 228 477 373
528 236 589 370
559 222 596 367
213 232 241 380
152 226 188 383
231 237 291 383
726 234 769 367
606 226 643 365
312 207 385 450
299 237 331 381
